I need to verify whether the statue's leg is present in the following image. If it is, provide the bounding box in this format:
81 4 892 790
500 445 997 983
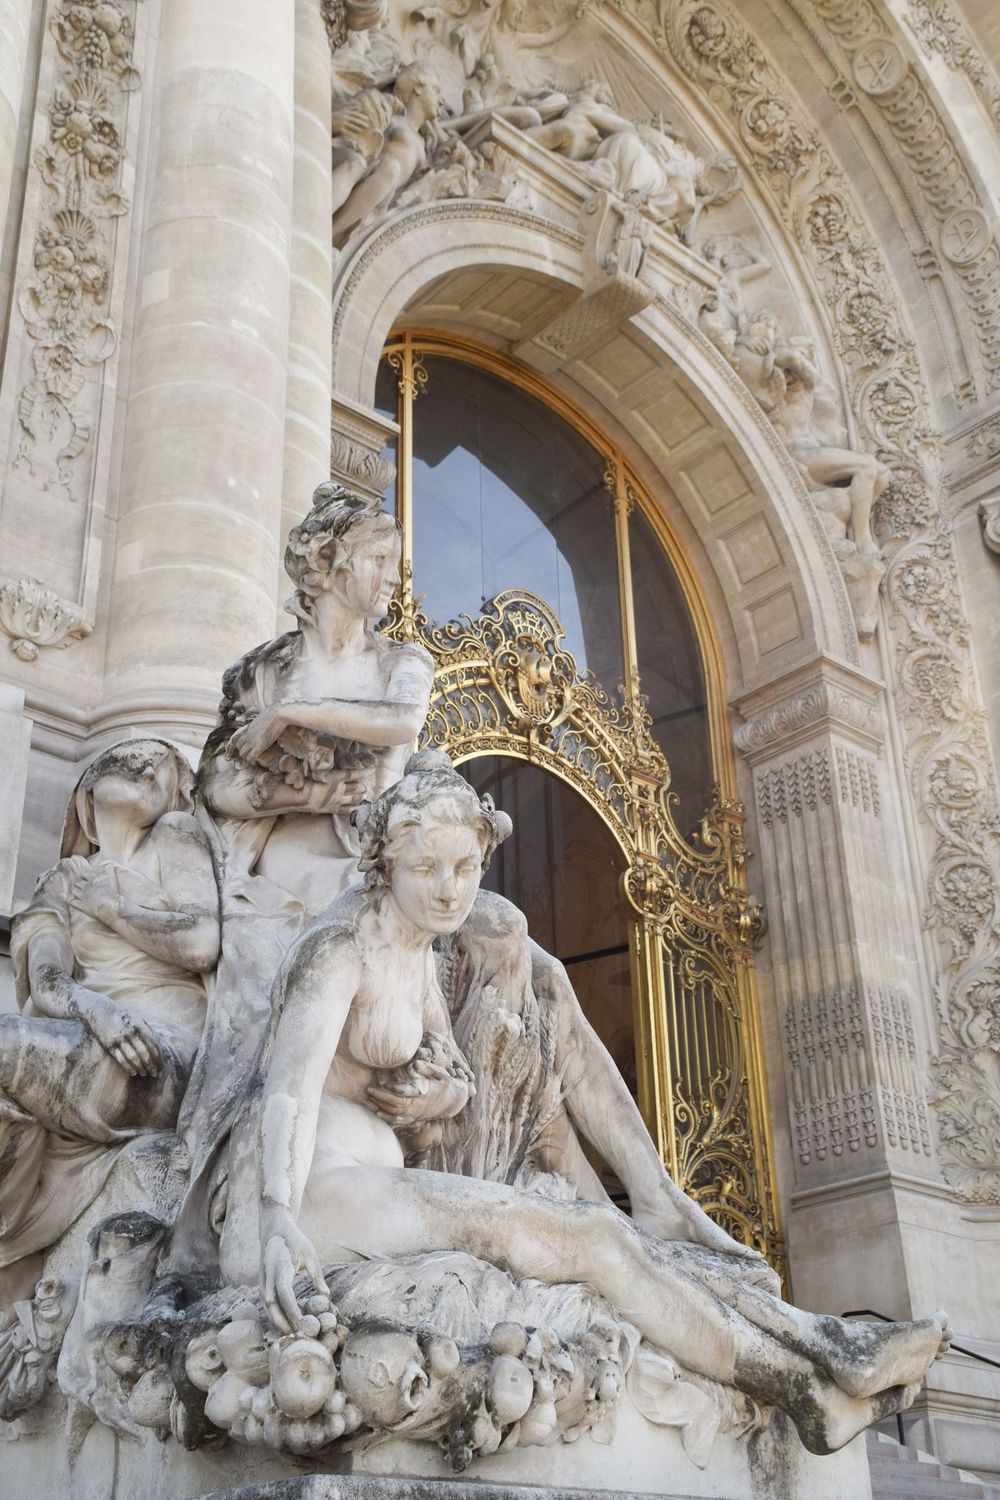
531 946 761 1260
298 1162 943 1450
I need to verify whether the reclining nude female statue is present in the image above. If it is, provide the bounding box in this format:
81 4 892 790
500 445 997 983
242 759 948 1458
182 483 758 1261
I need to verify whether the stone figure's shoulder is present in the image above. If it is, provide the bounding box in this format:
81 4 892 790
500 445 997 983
466 887 530 941
219 631 300 707
150 809 212 851
378 632 434 676
17 857 76 917
279 899 365 990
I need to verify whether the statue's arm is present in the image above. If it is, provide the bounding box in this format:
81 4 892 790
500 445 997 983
259 928 358 1330
227 644 434 767
74 815 220 973
19 909 162 1076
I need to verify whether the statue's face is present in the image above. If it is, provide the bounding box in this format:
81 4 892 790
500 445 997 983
90 742 176 828
334 520 401 619
388 821 484 935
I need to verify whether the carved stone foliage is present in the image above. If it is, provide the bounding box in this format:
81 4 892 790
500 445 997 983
11 0 141 503
658 0 1000 1203
801 0 1000 397
0 576 92 660
905 0 1000 130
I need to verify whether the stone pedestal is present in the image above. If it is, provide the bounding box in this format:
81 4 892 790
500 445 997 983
0 1401 872 1500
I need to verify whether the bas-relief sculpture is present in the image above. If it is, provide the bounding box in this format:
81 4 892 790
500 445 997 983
0 484 950 1492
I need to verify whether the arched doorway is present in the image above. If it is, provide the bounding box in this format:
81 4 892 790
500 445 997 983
375 330 781 1264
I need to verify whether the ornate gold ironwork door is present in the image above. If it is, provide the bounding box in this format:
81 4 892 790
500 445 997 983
381 332 782 1265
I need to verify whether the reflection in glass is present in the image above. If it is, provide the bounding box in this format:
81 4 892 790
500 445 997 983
373 356 399 513
463 756 634 1208
411 358 623 689
629 506 711 835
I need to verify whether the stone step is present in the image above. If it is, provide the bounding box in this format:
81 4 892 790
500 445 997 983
867 1431 1000 1500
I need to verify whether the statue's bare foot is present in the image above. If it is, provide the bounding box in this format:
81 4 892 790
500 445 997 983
811 1379 920 1455
829 1311 949 1399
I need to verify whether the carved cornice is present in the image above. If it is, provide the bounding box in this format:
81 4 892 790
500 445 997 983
734 657 883 762
0 577 91 661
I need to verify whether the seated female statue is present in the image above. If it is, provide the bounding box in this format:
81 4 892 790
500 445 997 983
199 481 434 918
251 760 948 1457
1 739 218 1296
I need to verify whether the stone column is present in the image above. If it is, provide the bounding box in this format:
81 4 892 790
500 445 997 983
735 657 941 1312
280 0 334 557
102 0 296 738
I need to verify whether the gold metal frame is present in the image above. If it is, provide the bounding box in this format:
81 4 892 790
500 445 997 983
382 331 782 1266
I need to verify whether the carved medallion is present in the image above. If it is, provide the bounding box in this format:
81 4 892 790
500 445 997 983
851 37 906 95
940 206 992 265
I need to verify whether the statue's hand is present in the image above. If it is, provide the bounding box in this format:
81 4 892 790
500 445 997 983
367 1060 468 1127
84 995 162 1077
226 708 282 768
69 862 121 926
261 1211 330 1334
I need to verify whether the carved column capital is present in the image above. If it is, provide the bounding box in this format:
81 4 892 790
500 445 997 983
733 656 884 763
330 394 396 500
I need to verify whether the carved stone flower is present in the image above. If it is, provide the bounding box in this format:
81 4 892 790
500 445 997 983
844 290 897 358
806 195 847 247
873 466 933 540
896 558 942 604
744 96 788 145
687 6 730 62
928 756 980 810
936 861 995 939
965 973 1000 1051
906 651 961 711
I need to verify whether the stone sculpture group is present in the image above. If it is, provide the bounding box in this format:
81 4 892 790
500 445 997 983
0 483 950 1484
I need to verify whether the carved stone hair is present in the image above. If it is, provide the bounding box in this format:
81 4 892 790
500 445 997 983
352 751 513 887
283 482 400 623
62 737 197 856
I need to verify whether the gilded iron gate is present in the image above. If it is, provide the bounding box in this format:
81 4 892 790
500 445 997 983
382 332 782 1266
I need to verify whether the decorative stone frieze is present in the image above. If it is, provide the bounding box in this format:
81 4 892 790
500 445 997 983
0 575 91 660
330 393 397 499
905 0 1000 129
9 0 142 504
661 0 1000 1203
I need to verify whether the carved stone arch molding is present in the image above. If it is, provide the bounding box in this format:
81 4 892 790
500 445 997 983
330 198 860 694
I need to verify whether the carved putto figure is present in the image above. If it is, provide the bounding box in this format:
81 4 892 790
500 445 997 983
1 740 217 1297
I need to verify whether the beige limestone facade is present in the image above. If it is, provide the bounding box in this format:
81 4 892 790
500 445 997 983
1 0 999 1492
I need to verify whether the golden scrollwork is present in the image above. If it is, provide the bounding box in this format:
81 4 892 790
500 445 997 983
380 330 783 1273
408 586 781 1268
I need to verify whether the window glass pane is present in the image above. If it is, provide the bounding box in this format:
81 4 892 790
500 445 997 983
373 356 398 513
629 506 711 836
411 357 623 690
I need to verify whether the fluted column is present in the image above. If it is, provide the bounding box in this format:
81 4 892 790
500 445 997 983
280 0 334 561
103 0 296 735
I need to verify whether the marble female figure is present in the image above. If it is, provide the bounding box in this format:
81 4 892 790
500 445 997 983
251 762 949 1458
1 740 218 1302
177 484 434 1224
